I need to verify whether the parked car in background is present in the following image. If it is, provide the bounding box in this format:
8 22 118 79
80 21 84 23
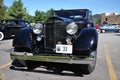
10 9 98 75
100 24 120 33
0 19 31 40
94 24 101 33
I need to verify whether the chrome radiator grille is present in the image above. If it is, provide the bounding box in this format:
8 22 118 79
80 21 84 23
45 19 67 49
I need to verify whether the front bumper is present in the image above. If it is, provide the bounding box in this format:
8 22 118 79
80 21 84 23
10 48 96 65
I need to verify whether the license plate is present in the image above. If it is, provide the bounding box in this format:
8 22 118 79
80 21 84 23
56 44 73 54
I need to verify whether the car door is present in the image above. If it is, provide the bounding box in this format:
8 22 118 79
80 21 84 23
6 20 19 36
107 24 115 31
6 19 30 36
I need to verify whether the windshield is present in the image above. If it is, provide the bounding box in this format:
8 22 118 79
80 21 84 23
54 10 87 20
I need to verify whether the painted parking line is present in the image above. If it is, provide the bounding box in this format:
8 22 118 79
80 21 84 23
0 62 11 69
103 44 118 80
0 62 11 80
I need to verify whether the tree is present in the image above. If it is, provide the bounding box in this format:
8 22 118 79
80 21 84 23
45 8 54 20
24 13 35 23
92 14 101 24
7 0 27 19
34 8 54 22
0 0 6 19
34 10 45 22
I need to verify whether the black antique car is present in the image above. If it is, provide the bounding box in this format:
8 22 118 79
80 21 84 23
0 19 31 40
10 9 98 75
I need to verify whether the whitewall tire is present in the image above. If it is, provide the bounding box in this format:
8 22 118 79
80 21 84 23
102 30 105 33
0 32 4 41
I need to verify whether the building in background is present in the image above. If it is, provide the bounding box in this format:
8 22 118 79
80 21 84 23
101 13 120 25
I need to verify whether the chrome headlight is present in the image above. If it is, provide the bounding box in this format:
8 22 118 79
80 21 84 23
33 23 43 34
66 22 78 35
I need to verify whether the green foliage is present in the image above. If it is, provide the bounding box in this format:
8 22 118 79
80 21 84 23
34 10 46 22
92 14 101 24
5 0 54 22
23 13 35 23
7 0 27 19
0 75 2 80
0 0 6 20
34 8 54 22
45 8 54 20
0 78 2 80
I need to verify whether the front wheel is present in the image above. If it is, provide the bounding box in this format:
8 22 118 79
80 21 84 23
0 32 4 41
82 53 97 74
83 63 96 74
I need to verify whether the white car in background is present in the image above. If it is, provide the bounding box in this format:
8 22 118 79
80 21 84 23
100 24 120 33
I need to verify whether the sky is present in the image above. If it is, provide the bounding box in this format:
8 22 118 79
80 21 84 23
4 0 120 15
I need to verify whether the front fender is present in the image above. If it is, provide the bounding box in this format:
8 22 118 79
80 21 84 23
13 27 33 52
73 28 98 50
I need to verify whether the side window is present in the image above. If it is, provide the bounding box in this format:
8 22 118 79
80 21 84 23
18 21 30 27
7 20 17 27
25 21 30 27
18 21 25 27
